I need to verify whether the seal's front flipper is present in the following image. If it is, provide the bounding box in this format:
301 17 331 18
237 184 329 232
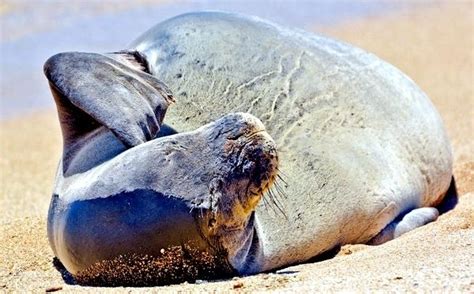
368 207 439 245
44 52 174 172
44 51 174 147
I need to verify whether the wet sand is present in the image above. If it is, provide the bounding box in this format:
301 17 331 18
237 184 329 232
0 2 472 292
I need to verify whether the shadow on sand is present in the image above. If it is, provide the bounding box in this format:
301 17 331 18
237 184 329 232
437 176 459 215
52 258 75 285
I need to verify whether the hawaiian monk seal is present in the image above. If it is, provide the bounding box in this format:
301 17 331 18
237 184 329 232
45 12 452 285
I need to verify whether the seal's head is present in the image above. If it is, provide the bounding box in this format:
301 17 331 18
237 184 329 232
203 113 278 216
196 112 279 272
157 112 279 271
199 113 278 228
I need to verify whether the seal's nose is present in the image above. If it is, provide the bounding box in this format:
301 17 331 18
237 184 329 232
214 112 278 181
205 112 279 200
240 131 278 187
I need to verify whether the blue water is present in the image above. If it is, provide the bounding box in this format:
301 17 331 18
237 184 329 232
0 1 402 119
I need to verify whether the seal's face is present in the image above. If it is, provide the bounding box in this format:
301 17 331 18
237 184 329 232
201 113 278 231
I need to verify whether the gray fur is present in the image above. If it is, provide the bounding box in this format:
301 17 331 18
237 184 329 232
46 11 452 279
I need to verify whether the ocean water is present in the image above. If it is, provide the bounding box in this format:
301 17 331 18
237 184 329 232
0 0 403 119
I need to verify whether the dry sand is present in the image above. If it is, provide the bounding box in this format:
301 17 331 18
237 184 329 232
0 2 472 293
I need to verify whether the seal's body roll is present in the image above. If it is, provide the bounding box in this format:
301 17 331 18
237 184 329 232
130 12 452 273
46 11 452 284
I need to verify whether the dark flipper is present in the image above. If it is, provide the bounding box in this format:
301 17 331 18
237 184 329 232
44 51 174 172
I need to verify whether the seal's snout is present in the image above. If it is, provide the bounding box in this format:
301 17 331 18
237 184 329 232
238 131 278 192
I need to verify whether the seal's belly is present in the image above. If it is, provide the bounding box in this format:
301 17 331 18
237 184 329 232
48 189 208 275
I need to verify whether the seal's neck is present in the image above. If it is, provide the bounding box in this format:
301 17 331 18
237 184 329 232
225 213 263 274
201 212 263 274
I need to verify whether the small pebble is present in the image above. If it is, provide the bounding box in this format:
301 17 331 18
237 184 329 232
45 286 63 292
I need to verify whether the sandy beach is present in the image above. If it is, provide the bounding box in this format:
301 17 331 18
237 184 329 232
0 2 472 292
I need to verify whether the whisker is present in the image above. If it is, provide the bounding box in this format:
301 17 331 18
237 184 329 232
263 190 273 210
262 192 270 209
268 186 287 218
269 187 288 219
273 180 288 200
265 189 281 216
270 186 285 209
277 174 289 188
276 168 289 183
264 189 275 210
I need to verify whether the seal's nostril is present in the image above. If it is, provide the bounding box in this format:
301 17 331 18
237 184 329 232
208 218 217 228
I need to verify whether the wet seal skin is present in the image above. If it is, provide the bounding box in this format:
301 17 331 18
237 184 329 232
45 11 452 286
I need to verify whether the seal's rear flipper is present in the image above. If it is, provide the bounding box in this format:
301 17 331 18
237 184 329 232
368 207 439 245
44 52 174 172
